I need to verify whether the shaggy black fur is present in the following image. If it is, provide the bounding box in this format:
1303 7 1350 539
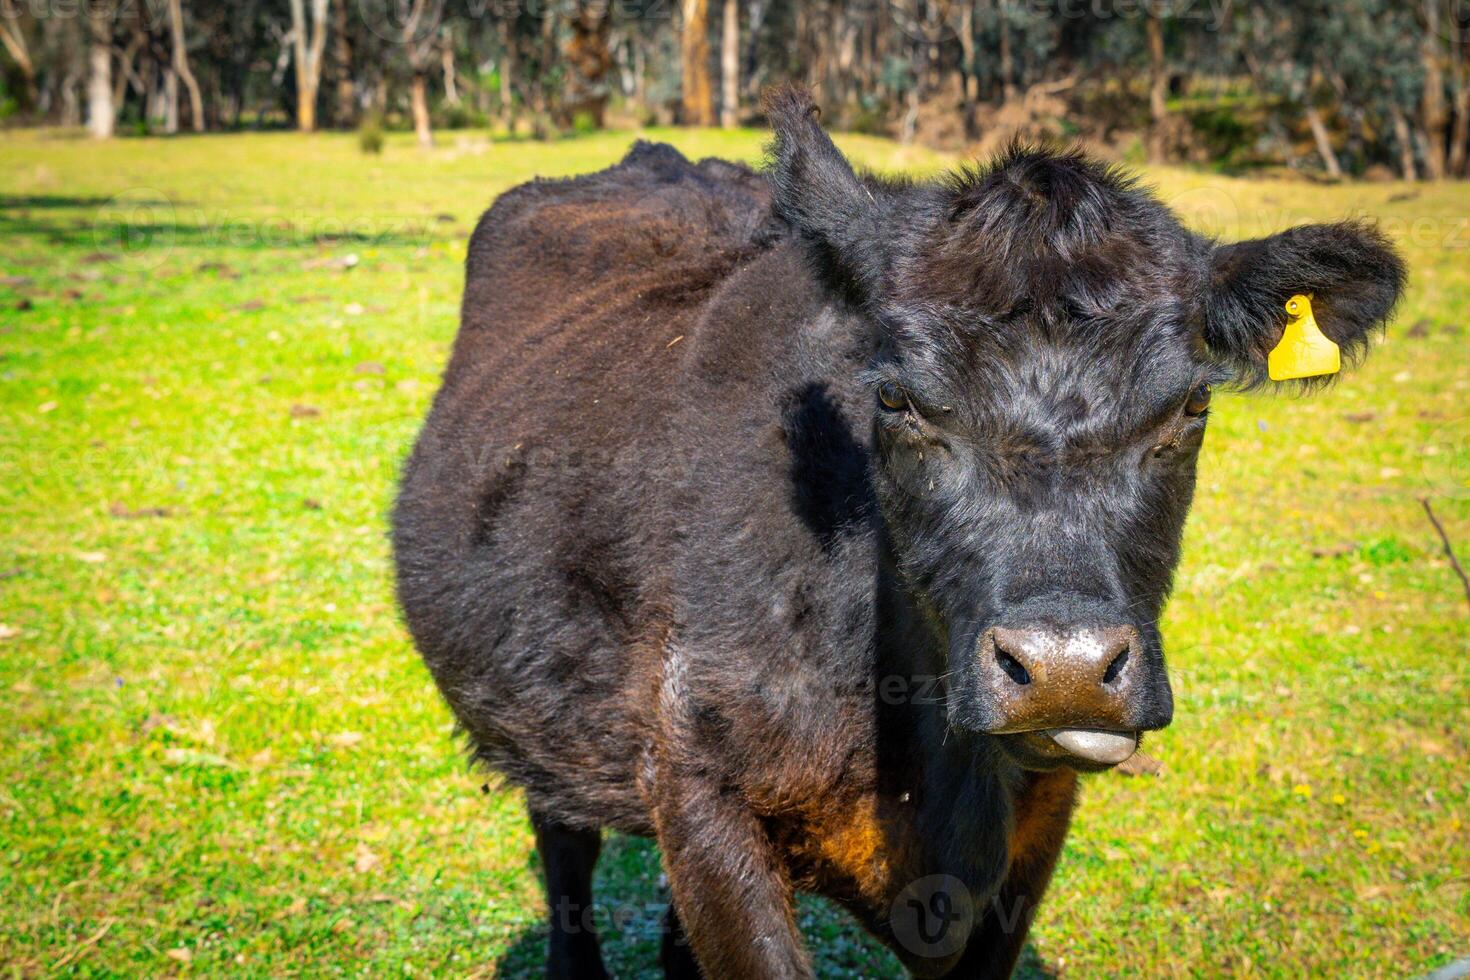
392 86 1404 978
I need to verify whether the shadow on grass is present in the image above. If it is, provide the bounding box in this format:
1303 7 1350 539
493 833 1055 979
0 194 121 210
0 212 440 253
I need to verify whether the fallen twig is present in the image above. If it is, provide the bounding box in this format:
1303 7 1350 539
50 918 113 971
1420 497 1470 611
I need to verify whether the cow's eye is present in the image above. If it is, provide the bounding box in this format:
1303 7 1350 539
878 382 909 412
1184 383 1211 416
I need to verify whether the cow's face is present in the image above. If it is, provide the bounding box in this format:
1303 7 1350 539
766 87 1405 770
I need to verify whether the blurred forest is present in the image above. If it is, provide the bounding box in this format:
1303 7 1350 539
3 0 1470 179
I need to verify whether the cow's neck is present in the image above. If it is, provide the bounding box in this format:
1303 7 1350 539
871 532 1020 900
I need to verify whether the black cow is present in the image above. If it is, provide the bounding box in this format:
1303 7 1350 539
391 87 1405 978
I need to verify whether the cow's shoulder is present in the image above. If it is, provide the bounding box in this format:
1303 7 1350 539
466 141 776 284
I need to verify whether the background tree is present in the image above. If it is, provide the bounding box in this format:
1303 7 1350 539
561 0 613 129
1145 0 1168 162
400 0 444 147
681 0 714 125
167 0 203 132
85 2 113 138
720 0 738 127
0 0 1466 180
0 0 36 112
289 0 329 132
331 0 353 127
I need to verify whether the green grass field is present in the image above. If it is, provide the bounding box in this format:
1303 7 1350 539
1 126 1466 978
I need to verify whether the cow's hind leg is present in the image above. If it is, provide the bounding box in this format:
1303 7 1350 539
531 809 610 980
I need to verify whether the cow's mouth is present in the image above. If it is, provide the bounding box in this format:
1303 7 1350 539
1001 728 1139 771
1043 728 1138 765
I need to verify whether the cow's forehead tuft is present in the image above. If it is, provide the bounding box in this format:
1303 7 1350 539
899 149 1200 319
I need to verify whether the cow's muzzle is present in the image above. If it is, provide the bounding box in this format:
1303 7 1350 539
976 623 1170 767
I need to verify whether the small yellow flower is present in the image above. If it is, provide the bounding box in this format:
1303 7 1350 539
1292 784 1313 799
1332 793 1347 806
1353 828 1368 839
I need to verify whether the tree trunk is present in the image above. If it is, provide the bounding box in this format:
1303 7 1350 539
632 33 646 114
900 84 920 144
959 0 978 136
998 0 1016 102
402 0 440 144
61 60 83 127
1389 102 1419 181
1450 83 1468 177
85 9 113 138
680 0 715 125
1450 18 1469 177
1421 0 1448 179
411 70 432 146
164 66 179 134
497 17 517 132
1146 1 1168 161
720 0 738 127
0 0 37 110
333 0 353 126
441 40 458 106
1303 103 1342 178
167 0 203 132
559 1 611 127
112 33 142 117
289 0 330 132
146 62 164 126
742 0 765 100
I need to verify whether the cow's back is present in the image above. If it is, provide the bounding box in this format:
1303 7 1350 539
391 143 780 831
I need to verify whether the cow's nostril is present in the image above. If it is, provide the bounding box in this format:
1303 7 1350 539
1102 647 1129 685
995 647 1031 686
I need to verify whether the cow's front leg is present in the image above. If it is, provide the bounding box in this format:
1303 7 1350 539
941 769 1078 979
651 770 812 979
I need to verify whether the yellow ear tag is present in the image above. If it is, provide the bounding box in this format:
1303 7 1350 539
1268 294 1340 381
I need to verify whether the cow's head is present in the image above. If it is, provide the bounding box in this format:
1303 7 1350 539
766 87 1405 770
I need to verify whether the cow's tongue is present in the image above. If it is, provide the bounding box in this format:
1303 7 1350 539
1044 728 1137 765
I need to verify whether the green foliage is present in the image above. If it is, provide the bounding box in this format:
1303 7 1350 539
1186 103 1256 170
0 128 1465 977
842 95 890 137
357 114 384 155
1359 537 1414 566
436 102 489 131
570 110 599 135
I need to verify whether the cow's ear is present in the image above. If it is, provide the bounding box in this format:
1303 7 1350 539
1203 222 1406 388
764 85 892 302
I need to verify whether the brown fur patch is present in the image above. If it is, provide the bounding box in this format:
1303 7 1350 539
1007 770 1078 872
783 790 917 909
